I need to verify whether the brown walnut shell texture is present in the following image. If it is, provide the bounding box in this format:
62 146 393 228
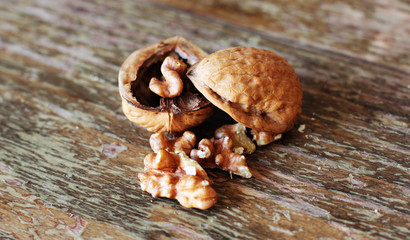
119 36 214 133
187 47 303 134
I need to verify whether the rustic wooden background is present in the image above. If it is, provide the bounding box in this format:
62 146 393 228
1 0 409 239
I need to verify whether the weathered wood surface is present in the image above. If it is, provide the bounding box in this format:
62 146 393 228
0 0 409 239
153 0 410 73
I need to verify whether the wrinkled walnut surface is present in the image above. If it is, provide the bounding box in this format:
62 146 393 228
187 46 303 134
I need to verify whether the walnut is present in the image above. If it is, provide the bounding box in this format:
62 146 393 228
251 129 282 146
213 136 252 178
119 36 214 133
149 56 186 98
121 40 303 209
149 131 196 155
187 46 302 136
138 150 216 210
214 123 256 154
191 124 254 178
190 138 216 168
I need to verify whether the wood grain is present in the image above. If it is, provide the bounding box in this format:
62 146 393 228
151 0 410 73
0 0 409 239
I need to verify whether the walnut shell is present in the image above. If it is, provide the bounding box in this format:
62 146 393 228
187 47 302 134
119 36 214 133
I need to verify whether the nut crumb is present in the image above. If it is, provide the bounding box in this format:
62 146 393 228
298 124 306 133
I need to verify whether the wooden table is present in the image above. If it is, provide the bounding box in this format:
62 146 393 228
1 0 409 239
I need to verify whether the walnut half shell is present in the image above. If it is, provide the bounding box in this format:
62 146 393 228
187 47 303 134
119 36 214 133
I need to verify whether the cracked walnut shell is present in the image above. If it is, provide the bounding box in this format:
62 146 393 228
187 47 303 134
119 36 214 133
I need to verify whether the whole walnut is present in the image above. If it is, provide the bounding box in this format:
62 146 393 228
119 36 214 133
187 47 302 135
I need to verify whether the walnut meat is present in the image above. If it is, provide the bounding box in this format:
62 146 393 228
138 150 217 210
213 136 252 178
215 123 256 154
119 36 214 133
149 131 196 155
251 129 282 146
191 124 254 178
190 138 215 169
187 47 302 135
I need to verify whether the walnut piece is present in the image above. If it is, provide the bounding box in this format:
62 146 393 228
149 131 196 155
190 138 216 169
191 124 254 178
251 129 282 146
215 123 256 154
149 56 187 98
214 136 252 178
138 150 217 210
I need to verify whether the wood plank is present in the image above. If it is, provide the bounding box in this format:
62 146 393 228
0 0 409 239
0 180 138 239
151 0 410 72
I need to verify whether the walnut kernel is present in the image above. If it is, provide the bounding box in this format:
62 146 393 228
215 123 256 154
251 129 282 146
191 124 254 178
138 150 216 209
149 56 187 98
149 131 196 155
